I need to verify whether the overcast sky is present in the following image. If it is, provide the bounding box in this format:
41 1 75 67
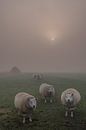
0 0 86 72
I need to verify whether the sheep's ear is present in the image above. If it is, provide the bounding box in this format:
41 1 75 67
25 99 30 108
35 97 38 101
27 97 30 101
71 93 74 96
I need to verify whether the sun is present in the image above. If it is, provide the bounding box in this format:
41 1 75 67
46 31 56 42
51 37 55 41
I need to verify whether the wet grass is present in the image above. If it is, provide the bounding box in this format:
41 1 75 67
0 73 86 130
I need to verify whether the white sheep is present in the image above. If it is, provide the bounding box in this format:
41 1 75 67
39 83 55 103
14 92 37 123
61 88 81 117
32 73 42 80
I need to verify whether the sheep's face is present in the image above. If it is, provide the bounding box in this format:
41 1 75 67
26 98 36 110
65 93 74 105
48 87 53 96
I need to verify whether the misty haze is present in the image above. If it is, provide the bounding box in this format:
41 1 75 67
0 0 86 73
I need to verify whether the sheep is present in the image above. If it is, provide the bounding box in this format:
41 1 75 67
61 88 81 117
32 73 42 80
39 83 55 103
14 92 37 124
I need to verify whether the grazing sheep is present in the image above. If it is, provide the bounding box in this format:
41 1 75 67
61 88 81 117
14 92 37 123
32 73 42 80
39 83 55 103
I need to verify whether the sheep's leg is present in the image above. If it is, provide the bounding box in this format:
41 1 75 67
65 111 68 117
23 117 26 124
45 99 47 103
18 110 21 115
28 113 32 122
16 108 20 115
71 111 73 118
50 99 52 103
29 117 32 122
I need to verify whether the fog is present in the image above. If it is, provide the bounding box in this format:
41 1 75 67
0 0 86 72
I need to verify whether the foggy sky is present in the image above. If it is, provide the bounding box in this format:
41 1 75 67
0 0 86 72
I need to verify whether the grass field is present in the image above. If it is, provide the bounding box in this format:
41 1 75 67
0 73 86 130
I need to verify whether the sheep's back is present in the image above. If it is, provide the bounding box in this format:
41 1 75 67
14 92 34 112
61 88 81 106
39 83 54 97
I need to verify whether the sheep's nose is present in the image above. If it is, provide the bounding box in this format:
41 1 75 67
33 105 35 108
68 99 70 102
